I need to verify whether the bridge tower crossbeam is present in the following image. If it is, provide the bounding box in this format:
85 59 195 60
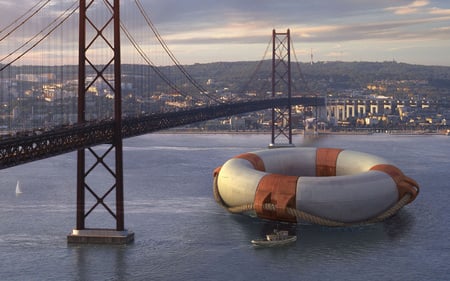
67 0 133 244
270 29 294 147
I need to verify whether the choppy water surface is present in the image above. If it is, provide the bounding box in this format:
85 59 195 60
0 133 449 280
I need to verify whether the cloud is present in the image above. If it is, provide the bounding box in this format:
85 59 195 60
127 0 450 47
2 0 450 65
385 0 430 15
332 17 449 42
132 1 401 35
411 0 431 7
324 51 348 59
429 7 450 15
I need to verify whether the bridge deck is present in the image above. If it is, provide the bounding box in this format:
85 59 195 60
0 97 324 169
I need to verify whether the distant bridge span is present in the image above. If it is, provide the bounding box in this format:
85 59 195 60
0 97 324 169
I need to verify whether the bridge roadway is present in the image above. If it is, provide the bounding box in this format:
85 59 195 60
0 96 324 169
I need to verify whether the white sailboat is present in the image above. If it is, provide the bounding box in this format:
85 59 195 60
15 180 22 195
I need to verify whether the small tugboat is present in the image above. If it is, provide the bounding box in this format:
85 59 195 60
251 229 297 247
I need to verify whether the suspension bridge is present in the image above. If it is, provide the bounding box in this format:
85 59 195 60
0 0 325 243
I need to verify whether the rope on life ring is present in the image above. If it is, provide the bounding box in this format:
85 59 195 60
213 173 412 227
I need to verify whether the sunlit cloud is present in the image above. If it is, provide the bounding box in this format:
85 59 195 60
163 21 271 45
324 51 348 59
385 0 430 15
429 7 450 15
433 26 450 31
294 26 340 39
411 0 430 8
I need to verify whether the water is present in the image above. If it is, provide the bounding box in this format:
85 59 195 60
0 133 449 281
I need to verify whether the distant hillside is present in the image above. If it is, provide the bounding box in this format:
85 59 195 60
3 61 450 98
180 60 450 95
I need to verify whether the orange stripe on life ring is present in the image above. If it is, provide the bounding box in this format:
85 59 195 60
316 148 343 176
234 152 265 171
254 174 298 222
213 166 222 177
370 164 419 204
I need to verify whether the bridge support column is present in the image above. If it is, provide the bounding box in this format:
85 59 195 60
68 0 133 244
270 29 295 148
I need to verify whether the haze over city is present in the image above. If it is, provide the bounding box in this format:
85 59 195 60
1 0 450 66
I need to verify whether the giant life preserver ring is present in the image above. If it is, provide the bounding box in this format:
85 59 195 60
213 147 419 224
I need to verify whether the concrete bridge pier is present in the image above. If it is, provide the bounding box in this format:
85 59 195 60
68 229 134 245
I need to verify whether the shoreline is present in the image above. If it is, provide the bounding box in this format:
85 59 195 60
159 128 449 136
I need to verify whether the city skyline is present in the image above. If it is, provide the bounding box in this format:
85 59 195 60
1 0 450 67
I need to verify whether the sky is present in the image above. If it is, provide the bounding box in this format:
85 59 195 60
1 0 450 66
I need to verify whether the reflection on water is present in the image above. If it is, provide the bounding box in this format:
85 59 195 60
382 210 415 240
71 244 128 280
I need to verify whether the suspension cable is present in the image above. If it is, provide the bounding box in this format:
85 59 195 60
134 0 221 104
290 40 313 94
0 1 79 72
1 1 79 64
234 37 272 102
120 20 187 99
101 0 197 103
0 0 51 41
